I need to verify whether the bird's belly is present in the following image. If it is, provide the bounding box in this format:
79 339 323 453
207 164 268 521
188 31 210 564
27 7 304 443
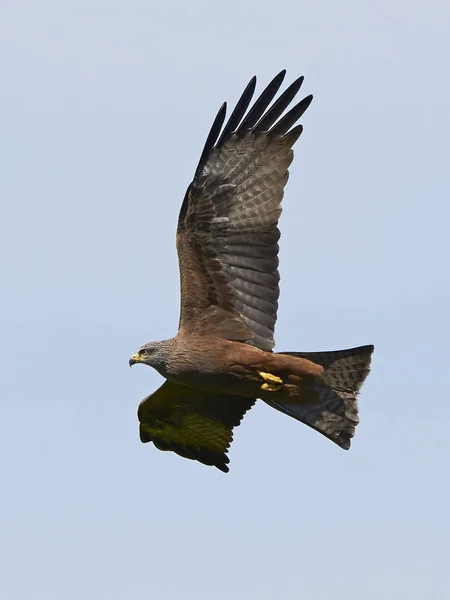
166 357 262 398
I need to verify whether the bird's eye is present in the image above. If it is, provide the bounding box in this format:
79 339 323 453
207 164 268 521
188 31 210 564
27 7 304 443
140 349 148 356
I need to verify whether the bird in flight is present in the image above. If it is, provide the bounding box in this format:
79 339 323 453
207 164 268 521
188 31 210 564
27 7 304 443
129 70 374 472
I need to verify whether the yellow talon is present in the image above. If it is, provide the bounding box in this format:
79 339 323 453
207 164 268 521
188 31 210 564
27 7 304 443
258 371 283 392
259 371 283 384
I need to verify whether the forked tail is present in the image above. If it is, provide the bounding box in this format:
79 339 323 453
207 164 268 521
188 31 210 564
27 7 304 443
264 345 374 449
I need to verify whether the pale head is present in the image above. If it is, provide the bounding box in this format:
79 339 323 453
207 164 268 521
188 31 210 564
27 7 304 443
129 339 174 377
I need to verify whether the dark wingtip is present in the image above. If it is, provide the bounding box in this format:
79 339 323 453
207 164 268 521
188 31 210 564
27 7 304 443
254 75 305 134
215 462 230 473
193 71 312 181
194 101 227 178
269 93 314 138
216 76 257 148
236 70 288 136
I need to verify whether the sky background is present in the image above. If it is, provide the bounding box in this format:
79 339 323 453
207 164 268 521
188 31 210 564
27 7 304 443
1 1 450 598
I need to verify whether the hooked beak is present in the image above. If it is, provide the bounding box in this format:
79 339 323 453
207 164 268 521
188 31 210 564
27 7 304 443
129 353 141 367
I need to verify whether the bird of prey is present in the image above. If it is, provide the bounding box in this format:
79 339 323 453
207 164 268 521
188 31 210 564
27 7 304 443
129 70 374 473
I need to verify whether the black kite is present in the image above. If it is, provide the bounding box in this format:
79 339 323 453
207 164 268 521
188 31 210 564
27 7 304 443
129 71 374 472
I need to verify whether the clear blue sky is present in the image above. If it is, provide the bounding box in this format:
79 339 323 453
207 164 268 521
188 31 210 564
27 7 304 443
1 1 449 598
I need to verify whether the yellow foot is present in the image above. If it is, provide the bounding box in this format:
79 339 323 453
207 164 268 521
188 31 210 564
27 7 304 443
258 371 283 392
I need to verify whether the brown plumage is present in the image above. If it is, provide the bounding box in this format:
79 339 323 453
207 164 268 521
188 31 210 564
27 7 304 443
129 71 374 473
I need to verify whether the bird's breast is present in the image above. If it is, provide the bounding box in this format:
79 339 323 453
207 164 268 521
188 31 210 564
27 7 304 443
165 339 264 397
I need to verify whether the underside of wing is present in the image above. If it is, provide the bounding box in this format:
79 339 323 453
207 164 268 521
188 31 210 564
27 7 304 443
177 71 313 350
138 381 256 473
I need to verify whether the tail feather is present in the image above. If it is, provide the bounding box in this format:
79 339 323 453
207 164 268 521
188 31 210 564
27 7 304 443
264 345 374 449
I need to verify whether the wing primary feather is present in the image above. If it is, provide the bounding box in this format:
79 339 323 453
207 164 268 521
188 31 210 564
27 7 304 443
194 101 227 178
236 70 287 136
282 124 304 145
269 94 313 138
253 76 304 134
216 76 257 148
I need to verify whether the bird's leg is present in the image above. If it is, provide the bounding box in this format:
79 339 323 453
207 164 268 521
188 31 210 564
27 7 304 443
258 371 283 392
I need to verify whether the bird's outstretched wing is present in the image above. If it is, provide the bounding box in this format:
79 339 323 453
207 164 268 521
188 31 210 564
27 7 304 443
177 71 313 350
138 381 255 472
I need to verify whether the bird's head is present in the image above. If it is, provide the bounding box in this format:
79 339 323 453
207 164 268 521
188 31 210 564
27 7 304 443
129 340 173 376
